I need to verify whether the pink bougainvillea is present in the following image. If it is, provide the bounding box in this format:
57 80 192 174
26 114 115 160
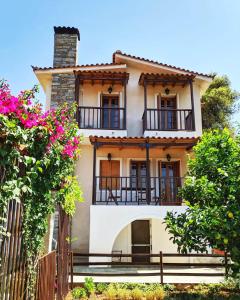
0 81 81 159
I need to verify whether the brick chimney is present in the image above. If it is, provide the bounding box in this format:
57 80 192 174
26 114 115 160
51 26 80 108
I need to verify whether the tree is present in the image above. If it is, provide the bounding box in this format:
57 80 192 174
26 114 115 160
165 129 240 274
0 80 83 296
201 75 239 130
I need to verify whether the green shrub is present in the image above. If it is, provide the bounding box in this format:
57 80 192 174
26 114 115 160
145 290 155 300
96 282 108 293
163 284 176 292
154 286 165 300
72 287 87 299
84 277 95 296
104 284 117 300
117 288 131 300
131 287 144 300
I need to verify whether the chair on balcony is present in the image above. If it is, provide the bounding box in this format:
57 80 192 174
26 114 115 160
107 188 120 205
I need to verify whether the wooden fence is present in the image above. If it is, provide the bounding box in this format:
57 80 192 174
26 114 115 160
72 252 230 284
0 200 70 300
37 251 56 300
0 200 27 300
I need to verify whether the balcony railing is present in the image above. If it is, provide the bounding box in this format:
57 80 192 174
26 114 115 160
94 176 183 205
77 106 126 130
142 109 193 131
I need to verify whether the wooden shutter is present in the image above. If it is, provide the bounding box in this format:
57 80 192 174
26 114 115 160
100 160 120 189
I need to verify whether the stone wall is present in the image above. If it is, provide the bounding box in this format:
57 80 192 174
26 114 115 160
51 73 75 108
51 27 79 108
53 33 78 68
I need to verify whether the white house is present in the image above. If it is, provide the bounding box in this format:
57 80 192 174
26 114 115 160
33 26 212 262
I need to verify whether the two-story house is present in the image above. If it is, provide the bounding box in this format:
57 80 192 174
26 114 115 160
33 27 212 261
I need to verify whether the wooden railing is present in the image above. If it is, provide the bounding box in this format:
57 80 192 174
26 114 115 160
142 109 194 131
94 176 183 205
77 106 126 130
71 252 230 284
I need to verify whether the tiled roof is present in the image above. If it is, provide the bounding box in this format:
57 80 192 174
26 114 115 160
138 72 195 85
32 62 124 71
113 51 213 78
89 136 198 141
54 26 80 40
90 135 197 139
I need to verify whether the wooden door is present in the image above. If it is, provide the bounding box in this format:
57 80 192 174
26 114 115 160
101 95 119 129
157 96 177 130
131 220 151 263
100 160 120 190
159 161 180 203
130 161 147 189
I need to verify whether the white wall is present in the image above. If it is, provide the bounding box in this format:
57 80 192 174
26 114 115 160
89 205 186 254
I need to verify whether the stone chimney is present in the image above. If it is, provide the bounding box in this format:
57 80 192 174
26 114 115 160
51 26 80 108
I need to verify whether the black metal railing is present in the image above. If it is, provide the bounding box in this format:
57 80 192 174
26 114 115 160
77 106 126 130
142 109 193 131
94 176 183 205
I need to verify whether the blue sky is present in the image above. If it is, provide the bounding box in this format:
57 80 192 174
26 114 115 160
0 0 239 124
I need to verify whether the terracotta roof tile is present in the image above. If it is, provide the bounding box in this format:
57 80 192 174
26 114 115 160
32 62 124 71
113 51 213 78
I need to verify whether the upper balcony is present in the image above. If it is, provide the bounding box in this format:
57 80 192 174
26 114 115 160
77 106 126 130
139 73 196 137
142 108 193 132
75 70 129 137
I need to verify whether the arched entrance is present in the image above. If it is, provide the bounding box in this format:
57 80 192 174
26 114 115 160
89 205 186 254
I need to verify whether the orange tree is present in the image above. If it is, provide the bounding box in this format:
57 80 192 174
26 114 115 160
165 129 240 275
0 80 83 296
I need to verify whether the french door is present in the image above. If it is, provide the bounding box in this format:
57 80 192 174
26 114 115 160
130 161 147 189
159 161 181 204
101 95 119 129
158 96 177 130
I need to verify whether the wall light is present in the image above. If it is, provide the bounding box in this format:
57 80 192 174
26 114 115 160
166 153 171 162
108 86 113 94
165 88 170 95
107 153 112 162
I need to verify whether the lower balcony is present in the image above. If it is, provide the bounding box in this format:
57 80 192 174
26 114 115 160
94 176 183 206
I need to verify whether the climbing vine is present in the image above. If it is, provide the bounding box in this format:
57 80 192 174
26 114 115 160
0 80 83 296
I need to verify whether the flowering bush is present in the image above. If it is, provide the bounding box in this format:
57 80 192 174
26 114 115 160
0 79 82 295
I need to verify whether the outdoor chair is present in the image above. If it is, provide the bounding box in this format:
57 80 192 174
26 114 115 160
107 188 120 205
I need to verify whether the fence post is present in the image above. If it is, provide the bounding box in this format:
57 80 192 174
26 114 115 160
160 251 163 285
224 251 228 278
70 252 73 290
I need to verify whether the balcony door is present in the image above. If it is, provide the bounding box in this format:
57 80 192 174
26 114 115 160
131 220 151 263
158 161 180 203
130 161 147 189
157 95 177 130
101 94 119 129
100 160 120 190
